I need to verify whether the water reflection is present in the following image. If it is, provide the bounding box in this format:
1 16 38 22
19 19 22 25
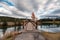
0 25 60 37
37 25 60 32
0 26 23 37
0 29 3 38
39 25 59 28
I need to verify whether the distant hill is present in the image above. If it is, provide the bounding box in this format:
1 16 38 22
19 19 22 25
40 16 60 19
0 16 26 22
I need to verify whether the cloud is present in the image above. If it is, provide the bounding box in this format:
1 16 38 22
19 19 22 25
0 7 27 18
37 0 60 18
0 7 12 14
0 2 31 17
10 0 33 12
10 0 48 12
0 0 60 19
51 9 60 14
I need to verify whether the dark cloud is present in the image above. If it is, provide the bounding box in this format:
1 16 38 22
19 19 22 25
30 0 38 11
0 12 10 15
9 0 60 19
52 9 60 14
10 0 40 12
11 0 32 12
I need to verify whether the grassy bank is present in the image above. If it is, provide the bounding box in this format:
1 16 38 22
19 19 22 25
2 31 60 40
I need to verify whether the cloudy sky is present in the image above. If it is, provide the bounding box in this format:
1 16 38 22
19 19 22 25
0 0 60 19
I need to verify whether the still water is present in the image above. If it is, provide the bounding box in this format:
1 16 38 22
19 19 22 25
0 25 60 37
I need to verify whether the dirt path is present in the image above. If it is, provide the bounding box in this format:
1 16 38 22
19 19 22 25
14 32 45 40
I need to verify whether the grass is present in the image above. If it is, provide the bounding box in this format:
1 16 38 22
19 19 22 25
41 32 60 40
2 31 22 40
